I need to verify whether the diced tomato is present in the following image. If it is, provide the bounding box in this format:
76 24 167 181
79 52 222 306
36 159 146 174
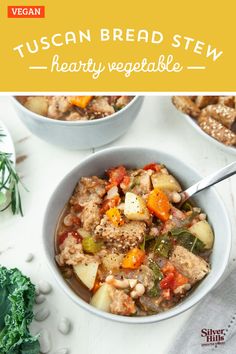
100 196 121 214
122 248 145 269
143 163 161 171
173 272 189 289
161 261 175 276
160 273 175 289
122 175 131 187
64 214 81 226
58 231 82 245
106 166 127 187
71 204 82 213
161 289 171 300
160 262 189 290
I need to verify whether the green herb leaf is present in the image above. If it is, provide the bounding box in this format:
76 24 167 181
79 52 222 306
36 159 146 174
170 227 205 254
147 286 160 297
147 260 163 297
0 152 25 216
140 234 156 251
181 201 193 212
148 259 163 281
151 234 173 258
180 211 199 228
0 267 39 354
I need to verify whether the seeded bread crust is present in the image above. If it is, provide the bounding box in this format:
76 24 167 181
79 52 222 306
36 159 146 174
170 245 210 284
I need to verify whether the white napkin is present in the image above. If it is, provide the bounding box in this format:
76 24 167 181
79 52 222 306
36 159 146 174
168 267 236 354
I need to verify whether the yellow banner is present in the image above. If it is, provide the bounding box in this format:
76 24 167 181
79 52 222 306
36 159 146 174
1 0 235 91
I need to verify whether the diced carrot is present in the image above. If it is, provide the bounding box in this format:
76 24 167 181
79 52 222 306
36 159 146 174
122 248 145 269
147 188 171 222
92 279 101 294
69 96 93 109
106 207 124 226
58 231 82 245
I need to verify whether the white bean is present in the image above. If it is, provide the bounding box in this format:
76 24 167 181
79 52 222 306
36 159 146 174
35 308 50 322
58 317 72 335
38 281 52 294
35 294 46 305
128 279 138 289
53 349 69 354
39 329 52 353
105 275 129 289
130 283 145 299
25 253 34 262
171 192 181 203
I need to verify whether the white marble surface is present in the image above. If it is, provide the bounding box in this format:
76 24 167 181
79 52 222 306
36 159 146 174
0 96 235 354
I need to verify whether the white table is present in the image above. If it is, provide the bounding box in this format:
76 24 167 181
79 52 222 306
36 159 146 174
0 96 235 354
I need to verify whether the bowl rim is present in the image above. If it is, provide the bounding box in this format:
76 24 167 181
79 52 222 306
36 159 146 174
11 95 140 126
177 108 236 156
42 146 232 324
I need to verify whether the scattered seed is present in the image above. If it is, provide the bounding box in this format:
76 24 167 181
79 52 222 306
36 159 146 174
35 308 50 322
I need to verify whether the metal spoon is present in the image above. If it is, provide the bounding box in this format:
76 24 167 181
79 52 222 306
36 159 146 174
178 161 236 207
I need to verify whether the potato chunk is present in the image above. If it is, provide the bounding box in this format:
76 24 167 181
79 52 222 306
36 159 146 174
151 173 182 193
24 97 48 116
90 283 114 312
73 261 99 290
189 220 214 249
124 192 150 221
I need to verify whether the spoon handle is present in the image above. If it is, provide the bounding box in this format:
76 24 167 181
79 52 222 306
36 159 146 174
183 161 236 200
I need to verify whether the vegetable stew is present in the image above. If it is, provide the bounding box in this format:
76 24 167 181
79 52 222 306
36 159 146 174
55 163 214 316
17 96 134 121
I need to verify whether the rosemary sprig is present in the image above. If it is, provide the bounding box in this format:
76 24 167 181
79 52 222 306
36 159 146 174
0 152 24 216
0 128 6 140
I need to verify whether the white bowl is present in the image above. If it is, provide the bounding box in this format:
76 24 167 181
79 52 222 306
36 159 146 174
43 146 231 324
12 96 144 150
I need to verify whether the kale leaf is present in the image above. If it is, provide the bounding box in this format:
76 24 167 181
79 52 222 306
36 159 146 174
0 267 40 354
147 260 163 297
170 228 205 254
